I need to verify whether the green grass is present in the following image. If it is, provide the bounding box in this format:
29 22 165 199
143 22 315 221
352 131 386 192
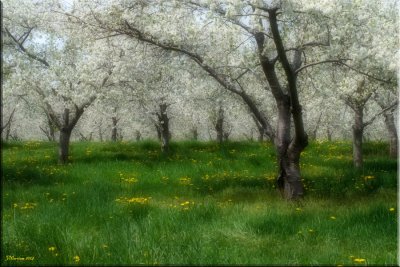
1 140 397 265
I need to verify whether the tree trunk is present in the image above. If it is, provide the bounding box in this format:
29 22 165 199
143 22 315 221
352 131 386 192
59 129 72 164
215 106 224 144
5 123 11 141
327 128 333 141
155 123 162 141
135 130 141 141
383 112 398 158
47 113 56 141
191 127 198 141
274 97 304 199
111 116 118 142
352 107 364 168
159 103 170 153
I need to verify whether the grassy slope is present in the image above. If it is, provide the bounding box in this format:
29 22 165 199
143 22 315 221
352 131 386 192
1 140 397 265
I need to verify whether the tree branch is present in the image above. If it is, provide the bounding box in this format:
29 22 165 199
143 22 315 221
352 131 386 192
363 100 398 128
1 108 16 132
295 59 350 74
4 27 50 67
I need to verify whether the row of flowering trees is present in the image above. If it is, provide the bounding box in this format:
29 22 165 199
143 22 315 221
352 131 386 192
2 0 397 199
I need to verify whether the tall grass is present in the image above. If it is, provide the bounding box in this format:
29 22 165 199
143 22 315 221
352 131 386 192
1 140 397 265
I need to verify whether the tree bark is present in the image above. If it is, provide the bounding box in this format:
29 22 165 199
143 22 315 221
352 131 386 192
215 106 224 144
111 116 118 142
352 107 364 168
155 123 162 141
59 129 72 164
274 96 305 199
158 103 170 153
383 112 398 158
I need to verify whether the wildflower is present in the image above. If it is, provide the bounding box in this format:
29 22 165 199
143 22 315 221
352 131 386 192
115 197 150 204
73 255 80 263
363 175 375 180
179 177 191 185
389 207 395 212
48 246 56 252
121 177 138 184
353 258 366 263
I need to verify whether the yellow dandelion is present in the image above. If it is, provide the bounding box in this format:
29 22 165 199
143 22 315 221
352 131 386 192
353 258 366 263
389 207 395 212
73 255 80 262
48 246 56 252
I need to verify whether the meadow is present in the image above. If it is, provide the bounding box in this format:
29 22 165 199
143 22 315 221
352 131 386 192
1 140 397 265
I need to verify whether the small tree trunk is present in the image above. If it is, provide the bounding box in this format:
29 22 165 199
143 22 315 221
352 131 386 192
215 106 224 144
111 109 118 142
135 130 141 141
327 128 333 141
352 107 364 168
223 132 229 141
383 112 398 158
155 124 162 141
159 103 170 153
5 123 11 141
191 127 198 141
46 113 56 141
59 129 72 164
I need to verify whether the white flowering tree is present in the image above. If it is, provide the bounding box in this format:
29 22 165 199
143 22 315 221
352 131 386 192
3 0 117 163
62 0 360 199
323 0 398 166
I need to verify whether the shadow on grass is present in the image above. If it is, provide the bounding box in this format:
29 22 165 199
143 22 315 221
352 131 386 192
193 175 270 195
2 165 66 187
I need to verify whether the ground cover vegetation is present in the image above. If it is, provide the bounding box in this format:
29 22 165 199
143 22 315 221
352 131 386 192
2 0 398 265
2 140 397 265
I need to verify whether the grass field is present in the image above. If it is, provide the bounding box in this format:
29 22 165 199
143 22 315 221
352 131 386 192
1 140 398 265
